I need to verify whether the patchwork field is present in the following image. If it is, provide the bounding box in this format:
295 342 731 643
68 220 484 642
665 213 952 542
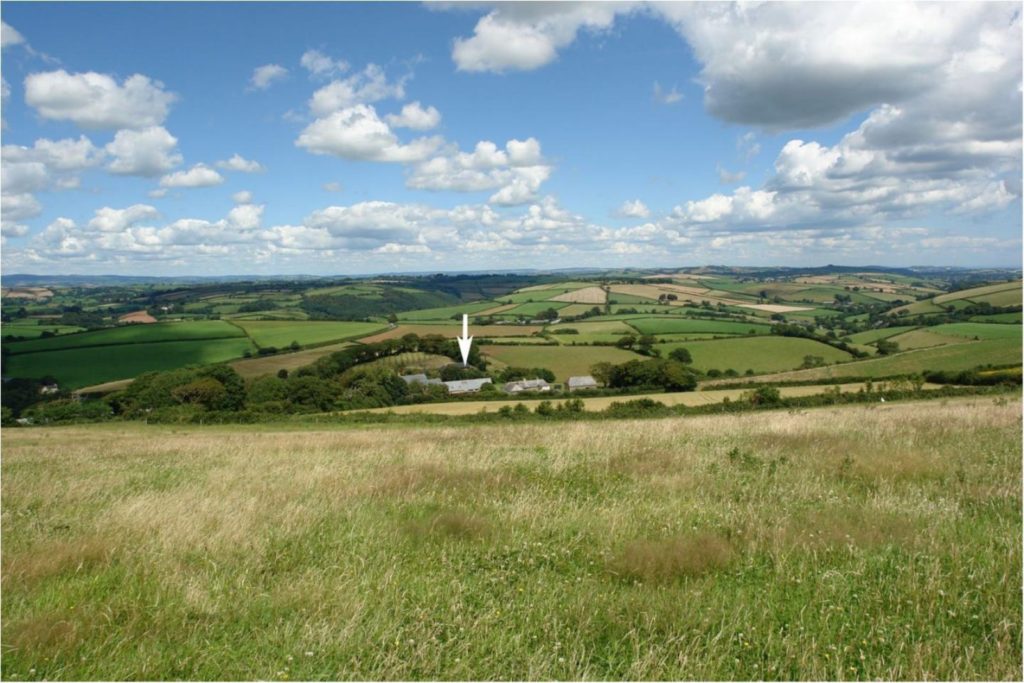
483 345 642 380
733 337 1021 383
628 317 771 336
3 321 244 354
655 336 853 374
231 320 387 348
3 338 256 389
360 323 543 344
2 398 1019 680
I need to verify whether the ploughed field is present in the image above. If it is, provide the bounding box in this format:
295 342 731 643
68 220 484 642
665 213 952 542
2 397 1020 680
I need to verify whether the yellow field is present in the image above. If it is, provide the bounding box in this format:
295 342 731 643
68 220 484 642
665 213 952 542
549 286 607 304
348 382 944 415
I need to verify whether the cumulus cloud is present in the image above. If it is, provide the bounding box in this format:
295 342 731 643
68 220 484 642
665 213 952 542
216 154 264 173
296 104 443 162
300 49 349 78
655 2 1019 131
614 199 650 218
406 137 552 205
452 3 635 72
159 164 225 188
322 181 344 193
385 101 441 130
249 64 288 90
24 70 175 129
105 126 182 177
232 190 253 204
308 63 406 116
652 82 682 105
87 204 159 232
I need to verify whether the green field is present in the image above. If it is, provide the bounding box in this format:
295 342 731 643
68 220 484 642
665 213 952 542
2 321 244 354
3 338 256 389
655 336 853 373
628 317 771 336
845 326 919 344
928 322 1023 341
397 301 498 322
231 321 387 348
483 345 642 380
970 312 1023 323
2 399 1019 679
743 337 1021 382
1 323 86 339
503 301 570 317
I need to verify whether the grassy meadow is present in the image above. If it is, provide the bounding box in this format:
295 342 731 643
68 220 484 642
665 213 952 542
1 397 1020 680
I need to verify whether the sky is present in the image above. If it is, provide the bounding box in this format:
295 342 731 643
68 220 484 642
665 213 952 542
0 1 1021 276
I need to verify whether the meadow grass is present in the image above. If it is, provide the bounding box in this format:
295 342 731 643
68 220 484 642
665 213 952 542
1 397 1020 680
2 321 244 354
653 336 853 374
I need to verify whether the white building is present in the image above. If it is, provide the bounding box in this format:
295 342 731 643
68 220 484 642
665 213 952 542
567 375 598 391
503 378 551 394
444 378 492 394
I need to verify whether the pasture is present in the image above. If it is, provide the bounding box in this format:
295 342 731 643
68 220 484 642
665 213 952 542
2 321 244 354
1 398 1019 680
483 345 642 380
230 321 387 349
655 336 853 374
359 324 543 344
3 338 256 389
628 317 771 336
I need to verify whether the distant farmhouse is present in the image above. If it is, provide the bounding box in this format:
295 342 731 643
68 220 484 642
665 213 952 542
567 375 598 391
503 378 551 394
443 378 492 394
400 374 491 395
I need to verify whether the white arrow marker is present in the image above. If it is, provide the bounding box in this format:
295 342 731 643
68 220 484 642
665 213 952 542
456 313 473 366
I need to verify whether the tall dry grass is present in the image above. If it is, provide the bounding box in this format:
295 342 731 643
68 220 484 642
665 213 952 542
1 397 1020 680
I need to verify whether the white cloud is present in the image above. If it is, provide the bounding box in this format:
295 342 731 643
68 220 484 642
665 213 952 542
652 82 682 105
406 137 552 205
385 101 441 131
227 203 264 230
614 199 650 218
322 181 344 193
1 21 24 49
737 132 761 160
216 154 264 173
308 63 406 116
232 190 253 204
105 126 182 177
249 64 288 90
655 2 1019 131
296 104 443 163
300 49 349 78
88 204 159 232
1 222 29 238
452 3 634 73
24 70 175 129
148 188 168 199
159 163 225 188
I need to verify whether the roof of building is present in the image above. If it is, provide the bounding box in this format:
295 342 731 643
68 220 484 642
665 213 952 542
504 378 551 392
444 378 493 392
567 375 598 387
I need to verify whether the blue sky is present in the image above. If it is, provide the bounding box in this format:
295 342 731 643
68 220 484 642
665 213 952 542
1 1 1020 275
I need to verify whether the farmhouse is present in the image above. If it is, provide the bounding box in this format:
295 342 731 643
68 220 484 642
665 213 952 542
444 378 492 394
503 378 551 394
567 375 598 391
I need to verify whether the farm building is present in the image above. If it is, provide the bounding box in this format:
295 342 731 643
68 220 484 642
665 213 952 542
503 378 551 394
567 375 598 391
444 378 492 394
